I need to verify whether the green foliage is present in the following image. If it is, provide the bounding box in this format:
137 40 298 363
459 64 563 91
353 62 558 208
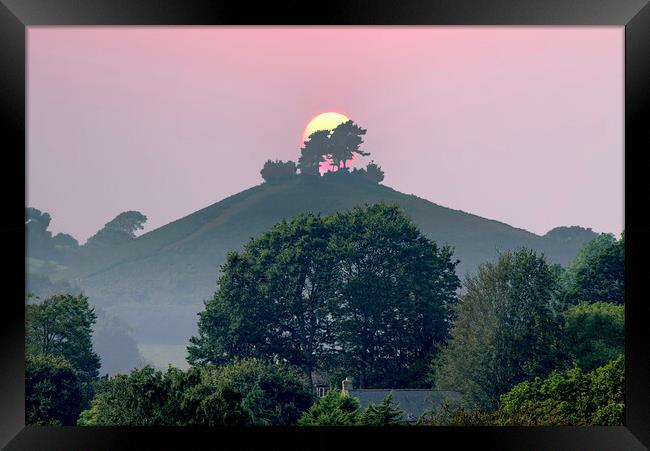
26 293 100 408
77 366 172 426
77 365 247 426
298 390 361 426
26 353 83 426
432 248 564 408
204 358 315 426
85 210 148 248
260 159 297 183
561 302 624 372
327 204 460 388
188 212 336 383
78 359 312 426
496 354 624 426
359 392 405 426
188 203 460 389
563 233 624 305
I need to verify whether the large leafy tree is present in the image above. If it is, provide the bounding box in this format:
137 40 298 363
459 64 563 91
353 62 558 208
563 232 624 305
188 213 336 386
328 120 369 170
188 204 459 389
560 302 624 372
26 294 101 408
328 204 460 388
26 353 83 426
432 249 564 408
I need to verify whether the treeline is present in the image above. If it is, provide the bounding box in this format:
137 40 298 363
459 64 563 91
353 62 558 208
25 204 624 426
27 207 147 260
430 232 624 424
259 120 385 183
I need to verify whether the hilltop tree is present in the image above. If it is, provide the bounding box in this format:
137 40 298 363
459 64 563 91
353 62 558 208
432 249 564 408
298 130 329 176
328 120 370 170
260 159 297 183
26 294 101 409
364 161 384 183
85 211 147 248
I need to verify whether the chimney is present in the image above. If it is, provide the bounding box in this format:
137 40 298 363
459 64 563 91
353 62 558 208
342 377 353 394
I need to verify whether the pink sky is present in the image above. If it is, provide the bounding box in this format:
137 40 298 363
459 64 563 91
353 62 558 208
27 27 623 243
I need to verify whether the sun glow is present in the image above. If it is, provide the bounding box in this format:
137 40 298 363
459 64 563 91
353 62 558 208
301 112 349 144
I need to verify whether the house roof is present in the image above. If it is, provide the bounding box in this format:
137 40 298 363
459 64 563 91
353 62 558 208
347 389 462 422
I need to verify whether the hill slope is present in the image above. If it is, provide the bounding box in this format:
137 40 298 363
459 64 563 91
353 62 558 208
54 176 597 345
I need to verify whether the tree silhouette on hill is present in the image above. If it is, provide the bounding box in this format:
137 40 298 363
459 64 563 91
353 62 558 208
260 160 297 183
260 119 380 183
298 130 329 176
327 120 369 171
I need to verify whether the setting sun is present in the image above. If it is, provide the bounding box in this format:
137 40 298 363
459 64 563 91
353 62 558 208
302 112 349 144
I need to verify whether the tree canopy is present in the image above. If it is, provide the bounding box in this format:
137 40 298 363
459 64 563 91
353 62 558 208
77 359 313 426
496 354 624 426
26 353 83 426
297 390 361 426
188 203 460 389
26 293 101 408
563 232 624 305
560 302 624 372
432 248 564 408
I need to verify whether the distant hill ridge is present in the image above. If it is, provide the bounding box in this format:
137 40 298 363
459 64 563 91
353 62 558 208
52 175 597 345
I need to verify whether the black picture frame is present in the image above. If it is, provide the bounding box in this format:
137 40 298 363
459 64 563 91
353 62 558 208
1 1 648 449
